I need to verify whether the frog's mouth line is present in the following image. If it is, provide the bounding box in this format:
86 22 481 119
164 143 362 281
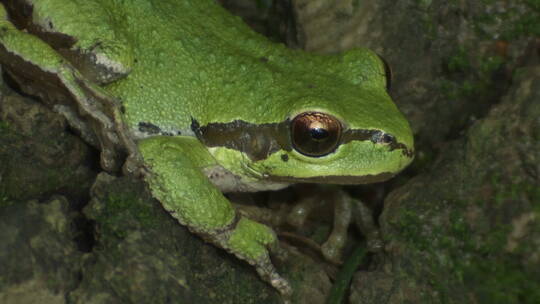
190 118 413 161
266 172 397 185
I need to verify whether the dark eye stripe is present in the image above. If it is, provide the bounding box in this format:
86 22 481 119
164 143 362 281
191 117 413 161
342 129 412 157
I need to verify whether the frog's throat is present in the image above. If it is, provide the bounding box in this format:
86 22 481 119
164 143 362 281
191 118 414 161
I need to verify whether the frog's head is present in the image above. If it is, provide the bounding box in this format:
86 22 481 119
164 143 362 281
197 50 414 185
250 49 413 185
246 103 414 184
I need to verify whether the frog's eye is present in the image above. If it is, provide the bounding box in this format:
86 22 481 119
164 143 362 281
291 112 342 157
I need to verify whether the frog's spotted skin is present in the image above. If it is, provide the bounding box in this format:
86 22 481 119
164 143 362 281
0 0 414 297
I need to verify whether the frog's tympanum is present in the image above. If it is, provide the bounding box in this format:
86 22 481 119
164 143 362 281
0 0 414 297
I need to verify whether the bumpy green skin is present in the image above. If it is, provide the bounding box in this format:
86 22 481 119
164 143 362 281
0 0 415 295
29 0 133 74
137 136 235 230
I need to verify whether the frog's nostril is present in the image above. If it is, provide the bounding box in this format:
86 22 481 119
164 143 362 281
381 133 395 144
370 131 395 144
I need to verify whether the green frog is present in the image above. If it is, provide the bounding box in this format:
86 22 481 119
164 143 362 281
0 0 414 297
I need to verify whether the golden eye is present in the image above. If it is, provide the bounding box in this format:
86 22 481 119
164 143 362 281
291 112 342 157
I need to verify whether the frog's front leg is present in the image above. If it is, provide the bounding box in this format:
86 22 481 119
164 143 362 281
138 136 292 297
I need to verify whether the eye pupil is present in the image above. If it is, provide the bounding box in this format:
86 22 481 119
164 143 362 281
291 112 342 157
310 128 329 140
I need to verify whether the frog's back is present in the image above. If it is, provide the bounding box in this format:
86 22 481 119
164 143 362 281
105 0 295 137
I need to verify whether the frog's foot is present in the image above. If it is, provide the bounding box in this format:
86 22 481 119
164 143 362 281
285 187 383 263
122 148 147 177
59 66 145 174
67 70 143 172
233 187 382 266
234 187 351 264
285 195 320 228
320 189 352 264
252 253 293 298
208 216 292 297
353 199 384 253
274 187 351 264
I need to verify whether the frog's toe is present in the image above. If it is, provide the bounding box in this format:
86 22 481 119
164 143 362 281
286 201 312 228
226 217 292 296
321 233 347 264
254 256 292 297
365 229 384 252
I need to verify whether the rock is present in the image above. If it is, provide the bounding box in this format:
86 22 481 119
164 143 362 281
351 66 540 303
68 173 285 304
0 87 97 202
0 196 83 304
